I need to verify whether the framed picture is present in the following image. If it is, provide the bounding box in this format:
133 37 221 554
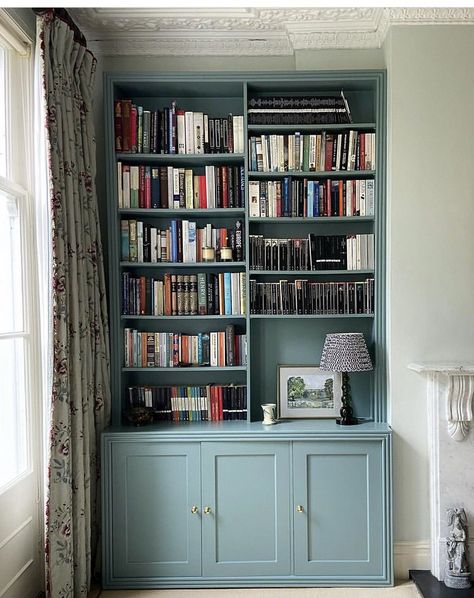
278 365 342 419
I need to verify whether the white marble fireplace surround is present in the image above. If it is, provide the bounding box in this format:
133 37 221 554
409 362 474 580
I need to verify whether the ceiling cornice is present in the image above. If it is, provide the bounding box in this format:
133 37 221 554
69 7 474 57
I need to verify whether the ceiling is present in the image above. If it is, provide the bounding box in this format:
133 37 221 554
69 7 474 56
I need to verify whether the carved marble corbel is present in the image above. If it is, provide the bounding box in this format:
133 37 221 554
408 363 474 442
445 374 474 441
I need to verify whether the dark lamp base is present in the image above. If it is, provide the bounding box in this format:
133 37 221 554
336 417 360 426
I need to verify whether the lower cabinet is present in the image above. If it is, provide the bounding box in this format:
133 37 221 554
293 441 385 578
201 442 291 577
102 429 392 587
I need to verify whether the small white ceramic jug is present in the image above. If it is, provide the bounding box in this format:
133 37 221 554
261 403 277 425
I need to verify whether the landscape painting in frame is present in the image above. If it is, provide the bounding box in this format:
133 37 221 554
278 365 342 419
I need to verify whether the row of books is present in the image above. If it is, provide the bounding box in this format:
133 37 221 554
249 178 374 218
249 278 374 315
122 271 246 316
115 99 245 154
121 219 244 263
126 384 248 422
117 163 245 210
249 234 375 272
247 94 351 125
124 326 247 368
248 131 375 173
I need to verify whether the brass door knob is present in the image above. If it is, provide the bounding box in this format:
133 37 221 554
204 506 212 515
296 505 304 513
191 506 199 514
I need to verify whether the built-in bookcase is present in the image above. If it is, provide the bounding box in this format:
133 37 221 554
105 71 386 426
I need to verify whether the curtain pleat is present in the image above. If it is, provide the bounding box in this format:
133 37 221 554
38 11 111 597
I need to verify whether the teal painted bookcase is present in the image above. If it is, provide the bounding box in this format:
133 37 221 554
102 70 392 588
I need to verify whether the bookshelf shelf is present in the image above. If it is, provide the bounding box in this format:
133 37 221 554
249 314 375 319
249 269 375 276
248 216 374 223
120 261 245 269
116 152 245 164
247 123 376 133
122 366 248 372
248 170 375 179
119 208 245 217
121 314 247 321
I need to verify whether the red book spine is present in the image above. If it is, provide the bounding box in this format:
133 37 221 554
130 105 137 153
221 166 229 208
218 387 223 421
121 100 132 152
138 165 145 208
325 180 331 217
338 180 344 216
145 167 151 209
359 133 366 170
199 175 207 209
164 273 172 316
324 134 333 171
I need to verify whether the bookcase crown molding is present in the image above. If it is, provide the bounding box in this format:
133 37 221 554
70 8 474 56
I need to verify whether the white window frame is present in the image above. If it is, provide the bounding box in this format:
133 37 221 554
0 12 40 495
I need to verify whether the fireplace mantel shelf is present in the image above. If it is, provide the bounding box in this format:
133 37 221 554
408 362 474 375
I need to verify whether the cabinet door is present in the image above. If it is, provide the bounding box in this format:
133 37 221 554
293 439 387 578
108 441 201 580
201 441 291 577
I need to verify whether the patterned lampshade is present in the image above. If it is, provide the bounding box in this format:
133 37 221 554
320 332 373 373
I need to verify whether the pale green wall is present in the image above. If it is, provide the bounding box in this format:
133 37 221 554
385 22 474 549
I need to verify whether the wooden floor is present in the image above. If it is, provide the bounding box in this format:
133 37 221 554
96 581 420 598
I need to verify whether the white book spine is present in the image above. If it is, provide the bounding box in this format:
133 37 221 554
185 169 194 209
231 272 240 315
167 166 174 209
194 112 204 154
173 168 180 209
117 161 123 208
137 221 143 263
360 179 366 216
150 227 157 263
185 111 194 154
210 332 218 367
177 112 185 154
188 221 196 263
249 180 260 218
122 168 130 208
309 135 316 171
366 179 375 216
182 220 189 263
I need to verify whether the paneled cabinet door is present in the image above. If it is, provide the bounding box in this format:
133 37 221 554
293 440 386 578
110 441 201 579
201 441 291 577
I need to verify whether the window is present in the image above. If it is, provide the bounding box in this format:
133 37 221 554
0 28 36 491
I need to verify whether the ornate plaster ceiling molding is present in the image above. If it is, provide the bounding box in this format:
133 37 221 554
69 7 474 56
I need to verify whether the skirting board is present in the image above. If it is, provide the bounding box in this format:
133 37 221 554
395 541 431 580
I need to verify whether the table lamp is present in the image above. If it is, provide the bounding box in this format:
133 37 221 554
319 332 373 425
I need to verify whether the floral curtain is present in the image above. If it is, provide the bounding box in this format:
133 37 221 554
37 11 111 597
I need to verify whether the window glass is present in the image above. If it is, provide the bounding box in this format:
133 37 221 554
0 187 23 333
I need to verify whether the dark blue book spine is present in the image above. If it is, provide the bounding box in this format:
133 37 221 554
314 182 320 217
283 177 290 217
170 220 178 262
